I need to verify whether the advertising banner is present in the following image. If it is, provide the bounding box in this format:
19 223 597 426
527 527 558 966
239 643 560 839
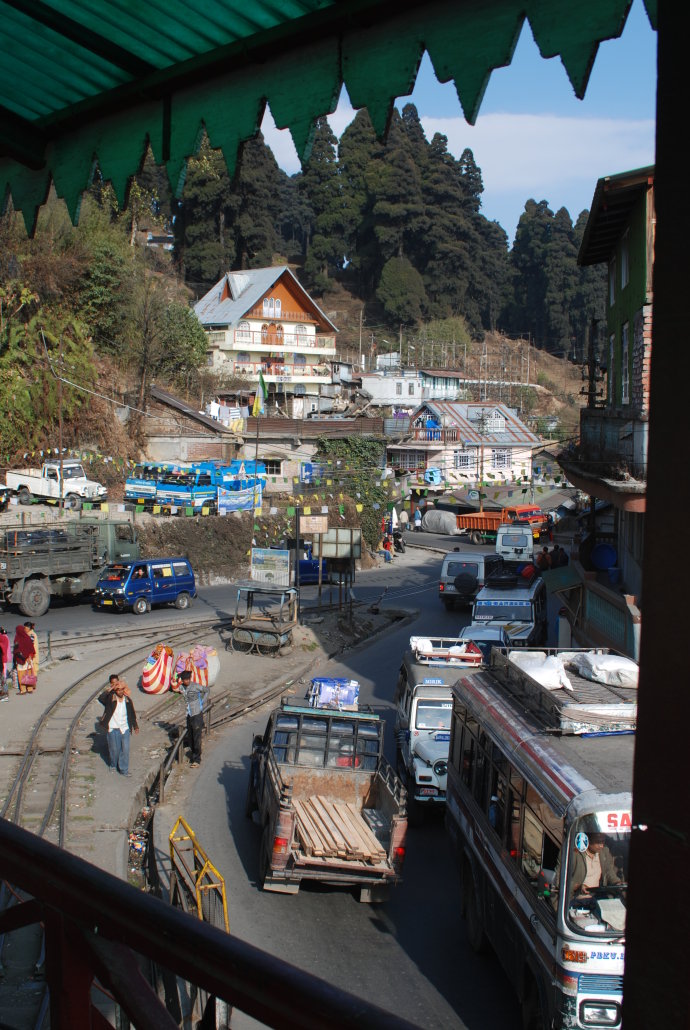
217 482 263 513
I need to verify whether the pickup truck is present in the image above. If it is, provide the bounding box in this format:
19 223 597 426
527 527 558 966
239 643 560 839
245 701 407 901
0 520 139 616
456 504 545 545
6 460 107 510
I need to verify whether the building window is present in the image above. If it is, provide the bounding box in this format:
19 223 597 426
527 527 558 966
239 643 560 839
608 334 615 404
622 322 630 404
609 257 616 306
491 449 511 470
261 324 269 344
207 331 225 345
396 383 402 396
454 450 474 470
237 321 250 341
408 382 415 396
391 450 426 471
262 297 281 317
621 230 629 289
263 459 282 476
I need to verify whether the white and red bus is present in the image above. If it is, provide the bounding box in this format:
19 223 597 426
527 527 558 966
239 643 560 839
446 648 636 1029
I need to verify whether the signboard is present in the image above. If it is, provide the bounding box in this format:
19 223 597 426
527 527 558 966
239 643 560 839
251 548 290 585
311 528 362 559
300 515 329 535
217 482 263 513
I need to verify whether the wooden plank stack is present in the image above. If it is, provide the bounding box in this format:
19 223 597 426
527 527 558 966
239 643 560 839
293 796 387 864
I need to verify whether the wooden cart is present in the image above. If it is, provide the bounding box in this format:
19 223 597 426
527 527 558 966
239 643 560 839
230 582 298 657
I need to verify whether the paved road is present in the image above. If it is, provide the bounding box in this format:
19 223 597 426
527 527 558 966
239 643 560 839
153 546 522 1030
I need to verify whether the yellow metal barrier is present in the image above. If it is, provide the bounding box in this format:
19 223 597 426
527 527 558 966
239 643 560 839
169 816 229 934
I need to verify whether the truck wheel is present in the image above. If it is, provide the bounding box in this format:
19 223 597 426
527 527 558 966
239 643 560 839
133 597 149 615
463 866 488 954
20 580 51 618
18 488 32 506
245 774 257 819
470 531 482 546
175 592 191 610
64 494 82 511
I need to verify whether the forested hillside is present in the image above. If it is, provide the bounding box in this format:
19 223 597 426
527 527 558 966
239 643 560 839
176 105 606 356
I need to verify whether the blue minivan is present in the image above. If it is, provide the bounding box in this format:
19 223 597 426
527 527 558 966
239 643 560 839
93 557 196 614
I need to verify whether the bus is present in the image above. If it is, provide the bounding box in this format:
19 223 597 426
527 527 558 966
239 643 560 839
446 647 636 1030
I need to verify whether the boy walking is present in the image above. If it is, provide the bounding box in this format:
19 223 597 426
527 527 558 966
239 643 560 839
178 669 209 768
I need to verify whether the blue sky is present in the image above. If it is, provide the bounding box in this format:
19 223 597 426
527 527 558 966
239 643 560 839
262 0 656 246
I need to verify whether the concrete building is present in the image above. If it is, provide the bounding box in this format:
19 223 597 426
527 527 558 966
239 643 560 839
194 266 338 419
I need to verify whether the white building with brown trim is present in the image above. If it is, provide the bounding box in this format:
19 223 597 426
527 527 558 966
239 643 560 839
194 266 338 419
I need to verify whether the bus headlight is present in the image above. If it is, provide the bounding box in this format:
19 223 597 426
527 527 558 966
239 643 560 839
579 1000 621 1026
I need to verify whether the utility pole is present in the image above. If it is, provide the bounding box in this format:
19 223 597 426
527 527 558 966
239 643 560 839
358 307 363 368
58 334 64 512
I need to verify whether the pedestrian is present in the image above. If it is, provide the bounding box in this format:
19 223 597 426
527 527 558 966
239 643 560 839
0 626 10 701
536 547 552 572
414 508 422 531
399 508 409 532
24 622 39 680
13 624 37 694
98 673 139 776
177 668 208 768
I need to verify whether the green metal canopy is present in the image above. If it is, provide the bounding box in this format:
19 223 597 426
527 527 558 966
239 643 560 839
0 0 657 233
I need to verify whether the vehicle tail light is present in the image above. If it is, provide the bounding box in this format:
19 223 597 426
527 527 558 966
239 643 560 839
439 583 444 592
393 846 406 869
272 836 289 856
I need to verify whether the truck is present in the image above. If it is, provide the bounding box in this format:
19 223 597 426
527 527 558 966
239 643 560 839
395 636 482 818
125 459 266 511
245 700 407 901
6 460 108 510
456 504 546 545
0 520 139 616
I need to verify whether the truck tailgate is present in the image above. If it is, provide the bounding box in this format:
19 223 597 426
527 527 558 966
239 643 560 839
293 796 387 864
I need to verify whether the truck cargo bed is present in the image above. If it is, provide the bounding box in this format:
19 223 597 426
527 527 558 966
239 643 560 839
293 796 387 862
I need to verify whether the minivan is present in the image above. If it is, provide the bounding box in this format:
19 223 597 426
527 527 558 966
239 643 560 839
93 557 196 614
495 523 534 565
471 570 547 646
438 550 504 609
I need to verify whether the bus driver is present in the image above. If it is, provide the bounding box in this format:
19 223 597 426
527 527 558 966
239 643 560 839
567 832 623 897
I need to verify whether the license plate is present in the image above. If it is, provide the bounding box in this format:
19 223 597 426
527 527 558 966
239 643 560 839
419 787 438 796
103 600 113 605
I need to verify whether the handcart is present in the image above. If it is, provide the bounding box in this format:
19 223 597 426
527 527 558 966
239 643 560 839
230 582 298 657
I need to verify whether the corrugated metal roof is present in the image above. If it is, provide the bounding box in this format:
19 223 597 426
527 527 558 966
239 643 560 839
194 266 338 331
0 0 657 234
578 165 655 266
414 400 541 448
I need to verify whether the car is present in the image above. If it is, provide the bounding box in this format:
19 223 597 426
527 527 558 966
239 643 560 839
456 624 510 662
92 557 196 613
438 550 504 609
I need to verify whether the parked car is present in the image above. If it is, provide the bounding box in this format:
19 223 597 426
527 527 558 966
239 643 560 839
438 550 504 610
92 557 196 614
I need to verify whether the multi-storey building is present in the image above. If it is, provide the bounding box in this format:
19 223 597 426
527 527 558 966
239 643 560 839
194 266 338 419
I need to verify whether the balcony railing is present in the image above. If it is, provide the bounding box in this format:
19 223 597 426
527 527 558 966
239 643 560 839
579 408 648 480
410 427 460 444
209 330 336 351
229 361 332 380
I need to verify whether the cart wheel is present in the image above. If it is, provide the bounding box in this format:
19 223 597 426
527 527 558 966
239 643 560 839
231 627 254 653
257 632 279 657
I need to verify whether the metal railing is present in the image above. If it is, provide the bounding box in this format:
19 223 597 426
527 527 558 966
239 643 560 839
0 818 421 1029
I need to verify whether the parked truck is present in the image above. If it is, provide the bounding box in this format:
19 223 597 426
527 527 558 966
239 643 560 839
456 504 545 545
6 460 108 510
0 520 139 616
245 700 408 901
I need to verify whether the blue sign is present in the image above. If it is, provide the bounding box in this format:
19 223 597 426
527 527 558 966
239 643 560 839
217 482 263 512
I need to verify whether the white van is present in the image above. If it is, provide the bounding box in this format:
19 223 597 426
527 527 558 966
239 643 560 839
495 523 534 564
471 570 548 647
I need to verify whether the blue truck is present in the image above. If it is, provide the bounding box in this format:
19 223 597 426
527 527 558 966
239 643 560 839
125 460 266 511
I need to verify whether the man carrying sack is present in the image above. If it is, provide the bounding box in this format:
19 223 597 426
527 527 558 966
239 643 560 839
177 669 209 768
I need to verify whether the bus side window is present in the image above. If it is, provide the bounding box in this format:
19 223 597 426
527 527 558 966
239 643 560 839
521 808 544 885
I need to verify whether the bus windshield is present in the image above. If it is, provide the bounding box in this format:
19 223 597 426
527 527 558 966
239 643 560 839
414 699 452 730
563 815 630 938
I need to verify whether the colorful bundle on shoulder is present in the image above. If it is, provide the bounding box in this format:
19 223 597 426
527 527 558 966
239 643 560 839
141 643 175 694
173 645 219 688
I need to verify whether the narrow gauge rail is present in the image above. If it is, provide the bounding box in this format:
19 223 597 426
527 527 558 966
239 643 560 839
0 624 213 847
